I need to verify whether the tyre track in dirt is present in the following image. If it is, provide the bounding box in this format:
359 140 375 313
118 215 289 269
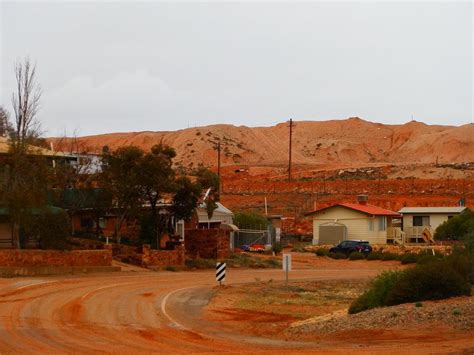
0 267 386 352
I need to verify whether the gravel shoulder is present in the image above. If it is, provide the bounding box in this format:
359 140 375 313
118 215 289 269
288 296 474 334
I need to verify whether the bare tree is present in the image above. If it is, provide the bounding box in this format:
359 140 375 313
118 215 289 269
3 58 47 248
11 57 42 151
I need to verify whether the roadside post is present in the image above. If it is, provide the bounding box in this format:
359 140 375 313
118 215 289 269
282 253 292 286
216 262 226 286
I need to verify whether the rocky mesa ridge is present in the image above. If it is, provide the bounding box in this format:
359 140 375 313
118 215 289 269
56 117 474 168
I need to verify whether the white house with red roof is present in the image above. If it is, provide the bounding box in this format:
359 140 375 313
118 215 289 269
305 195 401 245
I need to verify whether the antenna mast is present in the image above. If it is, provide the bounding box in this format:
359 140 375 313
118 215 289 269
288 118 294 181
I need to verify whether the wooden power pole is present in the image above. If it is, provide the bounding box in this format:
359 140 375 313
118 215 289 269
288 118 293 181
217 141 221 197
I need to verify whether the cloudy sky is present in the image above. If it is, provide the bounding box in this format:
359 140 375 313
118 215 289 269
0 1 472 136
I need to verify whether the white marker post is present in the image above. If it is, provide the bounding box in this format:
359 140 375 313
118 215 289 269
282 253 292 286
216 262 226 286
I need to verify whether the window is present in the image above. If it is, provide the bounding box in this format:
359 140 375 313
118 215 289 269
413 216 430 226
368 219 374 231
378 216 386 231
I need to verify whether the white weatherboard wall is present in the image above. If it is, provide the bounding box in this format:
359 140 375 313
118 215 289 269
402 213 456 232
311 206 388 245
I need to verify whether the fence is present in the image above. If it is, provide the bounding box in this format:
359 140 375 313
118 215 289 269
233 228 274 249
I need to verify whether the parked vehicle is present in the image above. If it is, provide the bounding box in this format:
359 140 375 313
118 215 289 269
329 240 372 255
240 244 265 253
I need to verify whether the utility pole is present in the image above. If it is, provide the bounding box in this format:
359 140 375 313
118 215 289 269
288 118 293 181
217 141 221 197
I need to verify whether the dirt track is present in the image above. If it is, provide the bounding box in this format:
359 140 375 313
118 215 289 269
0 262 471 353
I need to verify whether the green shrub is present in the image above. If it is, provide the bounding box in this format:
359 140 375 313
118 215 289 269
348 271 403 314
366 251 383 260
435 209 474 240
164 265 177 272
265 258 282 268
385 261 471 306
272 243 283 254
415 301 423 307
185 258 216 269
444 249 474 284
381 252 398 261
349 252 366 260
234 212 268 230
328 252 347 259
24 209 70 250
464 232 474 254
416 250 443 265
399 253 418 264
350 254 472 314
315 248 329 257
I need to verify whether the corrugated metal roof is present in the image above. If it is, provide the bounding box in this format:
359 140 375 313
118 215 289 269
306 203 400 217
196 202 234 223
398 207 467 214
197 202 233 215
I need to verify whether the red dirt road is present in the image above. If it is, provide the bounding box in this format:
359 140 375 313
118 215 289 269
0 262 471 353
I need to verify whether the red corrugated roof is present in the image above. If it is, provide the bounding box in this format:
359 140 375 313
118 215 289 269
306 203 401 217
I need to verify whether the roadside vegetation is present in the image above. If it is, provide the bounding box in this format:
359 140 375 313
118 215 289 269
435 209 474 240
349 233 474 314
215 279 365 319
185 252 281 269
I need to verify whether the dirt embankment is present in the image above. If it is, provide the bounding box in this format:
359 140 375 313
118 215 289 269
50 118 474 235
51 118 474 169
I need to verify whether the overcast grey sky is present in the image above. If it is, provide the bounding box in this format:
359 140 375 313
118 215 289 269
1 1 472 136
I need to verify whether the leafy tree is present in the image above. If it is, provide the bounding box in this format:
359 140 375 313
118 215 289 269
434 209 474 240
234 211 268 230
100 146 144 243
24 209 70 250
172 176 201 221
138 144 176 246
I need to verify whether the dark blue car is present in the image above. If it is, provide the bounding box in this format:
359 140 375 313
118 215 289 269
329 240 372 256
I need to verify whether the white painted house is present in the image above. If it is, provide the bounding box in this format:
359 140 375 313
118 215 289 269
398 206 467 243
306 197 400 245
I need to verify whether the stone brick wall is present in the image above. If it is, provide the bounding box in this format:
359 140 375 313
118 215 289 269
185 229 230 259
141 245 185 267
0 249 112 267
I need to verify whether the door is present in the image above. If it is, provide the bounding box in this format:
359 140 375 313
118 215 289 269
319 223 347 245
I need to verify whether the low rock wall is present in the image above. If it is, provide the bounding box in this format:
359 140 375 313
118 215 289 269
185 229 230 259
0 249 113 267
141 245 185 267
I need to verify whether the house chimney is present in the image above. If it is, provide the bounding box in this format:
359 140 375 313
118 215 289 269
357 194 368 205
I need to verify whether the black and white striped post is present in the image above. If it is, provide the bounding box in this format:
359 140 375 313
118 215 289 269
216 262 226 285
